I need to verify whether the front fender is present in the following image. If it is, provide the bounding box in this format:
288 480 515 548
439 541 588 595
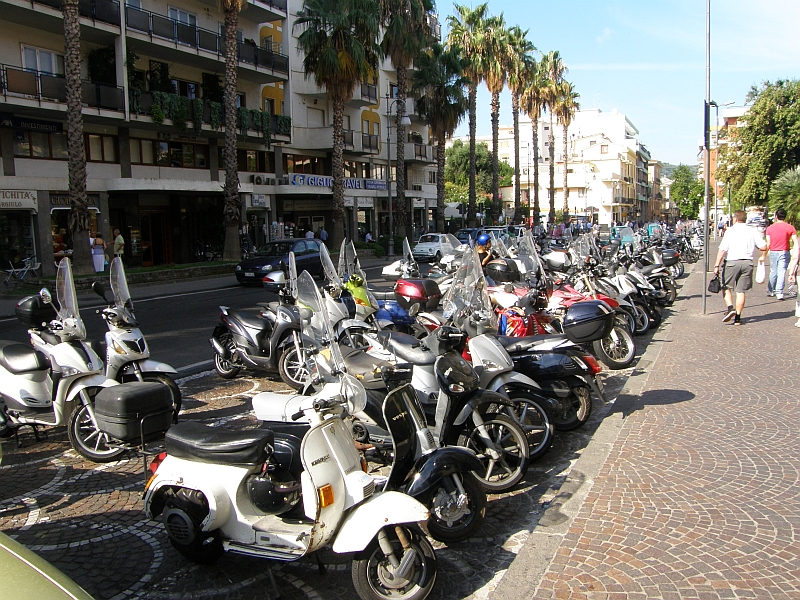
331 491 429 554
452 388 514 427
405 447 483 499
124 359 177 375
485 371 541 393
335 319 371 336
65 373 118 404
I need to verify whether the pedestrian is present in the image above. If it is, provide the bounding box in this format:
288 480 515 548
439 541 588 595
305 229 314 239
318 226 328 245
91 232 107 273
365 231 373 243
713 210 768 325
786 241 799 327
765 209 797 300
113 228 125 261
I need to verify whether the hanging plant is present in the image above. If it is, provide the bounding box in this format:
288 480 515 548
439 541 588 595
237 106 251 135
261 110 272 148
276 115 291 136
151 104 164 125
172 96 189 131
251 109 261 132
209 101 222 129
130 88 141 115
192 98 204 133
151 90 164 112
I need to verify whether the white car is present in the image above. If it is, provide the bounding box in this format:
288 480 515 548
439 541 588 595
412 233 461 263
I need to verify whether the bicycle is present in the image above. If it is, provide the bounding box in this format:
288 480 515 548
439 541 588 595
4 256 41 287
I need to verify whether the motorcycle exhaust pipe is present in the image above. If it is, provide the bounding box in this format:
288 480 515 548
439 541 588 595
209 337 229 359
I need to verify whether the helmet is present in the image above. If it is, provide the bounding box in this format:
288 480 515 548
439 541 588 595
347 273 364 287
247 471 301 515
477 233 490 246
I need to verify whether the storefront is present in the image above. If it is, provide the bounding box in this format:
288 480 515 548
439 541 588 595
245 193 272 247
0 190 38 268
345 196 375 241
50 193 100 262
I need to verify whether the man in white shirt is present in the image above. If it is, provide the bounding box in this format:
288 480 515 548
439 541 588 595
305 229 315 239
713 210 768 325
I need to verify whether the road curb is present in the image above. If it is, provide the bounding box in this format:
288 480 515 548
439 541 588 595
488 266 692 600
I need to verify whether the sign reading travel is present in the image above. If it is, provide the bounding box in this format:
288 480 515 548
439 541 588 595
289 174 364 189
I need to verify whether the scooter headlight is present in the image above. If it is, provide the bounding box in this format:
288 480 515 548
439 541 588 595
340 374 367 415
60 364 82 377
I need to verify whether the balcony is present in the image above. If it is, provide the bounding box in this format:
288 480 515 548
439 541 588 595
426 12 441 41
349 82 378 107
0 0 121 45
0 64 125 115
240 0 287 23
405 97 425 122
405 142 433 164
125 6 288 83
362 133 379 154
291 128 363 152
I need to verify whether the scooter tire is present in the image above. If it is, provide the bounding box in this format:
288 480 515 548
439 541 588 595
214 352 241 380
141 374 182 424
497 388 554 461
632 301 651 335
648 303 663 327
278 346 310 390
592 325 636 370
352 525 436 600
425 472 486 544
67 402 125 463
457 414 530 493
552 386 593 432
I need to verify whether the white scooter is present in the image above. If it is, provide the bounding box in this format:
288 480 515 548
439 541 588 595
0 258 123 462
90 257 181 421
381 238 421 280
145 270 437 600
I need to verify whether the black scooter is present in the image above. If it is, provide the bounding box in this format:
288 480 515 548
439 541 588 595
209 286 306 388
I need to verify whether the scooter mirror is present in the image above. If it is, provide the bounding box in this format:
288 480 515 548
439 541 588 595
91 281 108 301
39 288 52 305
408 303 420 317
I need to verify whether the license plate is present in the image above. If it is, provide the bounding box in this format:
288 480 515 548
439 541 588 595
245 272 255 277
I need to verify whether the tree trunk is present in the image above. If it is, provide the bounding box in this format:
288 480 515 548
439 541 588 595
330 95 346 247
548 112 555 225
532 116 540 226
512 92 521 224
436 138 446 233
395 66 411 239
63 0 92 275
490 90 500 224
562 124 569 219
467 84 477 227
222 5 241 261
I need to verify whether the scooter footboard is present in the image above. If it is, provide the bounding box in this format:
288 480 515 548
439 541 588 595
330 491 429 554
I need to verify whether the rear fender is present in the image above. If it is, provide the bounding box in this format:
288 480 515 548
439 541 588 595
405 447 483 499
330 491 429 554
452 389 514 427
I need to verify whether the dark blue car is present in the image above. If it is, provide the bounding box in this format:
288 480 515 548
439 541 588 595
235 238 324 285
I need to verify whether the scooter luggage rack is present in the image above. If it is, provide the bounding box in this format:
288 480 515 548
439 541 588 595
114 408 174 488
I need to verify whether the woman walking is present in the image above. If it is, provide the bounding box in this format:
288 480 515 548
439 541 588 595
91 232 107 273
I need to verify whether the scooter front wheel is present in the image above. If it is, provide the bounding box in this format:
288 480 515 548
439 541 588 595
592 325 636 370
278 346 310 390
425 472 486 543
352 525 436 600
457 414 530 493
67 403 125 463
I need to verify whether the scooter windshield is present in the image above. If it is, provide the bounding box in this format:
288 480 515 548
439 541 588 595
518 231 548 283
490 232 509 258
55 258 87 340
287 251 298 299
296 270 345 379
319 243 342 288
441 247 495 328
337 240 367 283
109 257 132 310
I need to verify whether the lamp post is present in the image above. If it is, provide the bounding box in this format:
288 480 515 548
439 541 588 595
385 91 411 258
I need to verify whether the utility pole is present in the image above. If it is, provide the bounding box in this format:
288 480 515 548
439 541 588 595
701 0 711 315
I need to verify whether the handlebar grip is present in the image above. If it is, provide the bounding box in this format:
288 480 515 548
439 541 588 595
290 410 305 421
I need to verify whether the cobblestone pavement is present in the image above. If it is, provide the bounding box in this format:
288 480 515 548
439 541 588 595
517 266 800 600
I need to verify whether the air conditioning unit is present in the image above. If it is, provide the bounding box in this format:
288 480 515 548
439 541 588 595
278 176 290 185
265 177 276 185
252 175 265 185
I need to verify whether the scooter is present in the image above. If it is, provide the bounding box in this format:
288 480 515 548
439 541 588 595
90 257 181 422
145 272 438 600
0 259 124 462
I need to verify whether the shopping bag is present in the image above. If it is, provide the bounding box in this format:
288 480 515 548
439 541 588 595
755 260 766 284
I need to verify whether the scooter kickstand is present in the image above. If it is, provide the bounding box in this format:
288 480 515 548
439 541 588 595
266 566 281 599
314 552 327 575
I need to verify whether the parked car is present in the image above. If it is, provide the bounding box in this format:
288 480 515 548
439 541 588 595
455 228 479 244
412 233 460 262
235 239 323 286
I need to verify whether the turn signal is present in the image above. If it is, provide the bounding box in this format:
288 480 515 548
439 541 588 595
582 354 603 375
318 484 334 508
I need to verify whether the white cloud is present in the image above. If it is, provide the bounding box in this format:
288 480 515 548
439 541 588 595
596 27 615 45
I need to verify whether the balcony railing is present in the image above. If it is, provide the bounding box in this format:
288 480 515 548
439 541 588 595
34 0 121 26
0 64 125 111
250 0 287 11
362 133 379 154
413 143 427 160
125 7 288 74
360 83 377 104
342 129 354 150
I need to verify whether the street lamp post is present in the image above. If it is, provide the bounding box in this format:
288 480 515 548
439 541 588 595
385 91 411 257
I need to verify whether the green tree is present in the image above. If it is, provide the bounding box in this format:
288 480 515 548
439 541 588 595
670 164 704 219
380 0 433 239
542 50 566 224
482 14 508 223
412 43 468 232
767 168 800 227
445 140 512 207
295 0 381 246
555 80 579 219
519 59 547 226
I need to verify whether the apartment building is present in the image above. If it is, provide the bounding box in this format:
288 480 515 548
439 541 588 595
0 0 438 275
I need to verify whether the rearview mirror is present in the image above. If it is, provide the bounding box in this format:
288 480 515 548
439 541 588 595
408 303 420 317
91 281 107 301
39 288 52 305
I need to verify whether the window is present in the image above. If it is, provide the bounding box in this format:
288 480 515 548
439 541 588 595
428 171 437 184
235 93 245 108
171 79 198 99
283 153 324 175
601 145 608 154
544 126 549 131
589 140 596 146
344 161 359 178
307 107 325 127
126 0 141 7
86 134 117 162
292 241 307 255
263 97 275 114
306 240 320 253
390 84 399 99
149 140 208 168
12 130 68 159
169 7 197 26
22 46 64 75
373 164 385 180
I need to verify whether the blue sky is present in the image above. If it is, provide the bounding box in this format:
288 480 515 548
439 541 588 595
441 0 800 166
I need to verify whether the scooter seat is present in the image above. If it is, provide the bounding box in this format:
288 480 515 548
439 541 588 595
371 290 396 302
496 334 569 354
639 265 666 275
377 331 436 366
229 307 269 329
0 342 50 374
166 421 274 465
341 347 394 389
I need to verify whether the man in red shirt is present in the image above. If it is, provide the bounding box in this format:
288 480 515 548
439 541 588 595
765 209 797 300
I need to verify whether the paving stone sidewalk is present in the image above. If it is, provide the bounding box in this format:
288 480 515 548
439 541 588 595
493 264 800 599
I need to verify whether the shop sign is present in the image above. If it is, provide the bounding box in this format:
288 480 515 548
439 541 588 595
412 198 425 208
289 174 364 189
0 190 37 211
251 194 269 208
344 197 374 208
281 198 332 212
0 113 62 133
365 179 387 191
49 193 100 208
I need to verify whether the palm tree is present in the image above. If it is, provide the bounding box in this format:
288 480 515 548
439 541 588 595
482 15 508 224
447 3 489 226
505 26 535 224
542 50 566 225
412 43 468 232
555 80 579 218
295 0 381 246
221 0 245 261
519 59 547 226
63 0 92 274
380 0 432 239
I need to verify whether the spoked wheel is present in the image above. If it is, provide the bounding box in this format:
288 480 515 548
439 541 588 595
500 390 554 461
67 402 125 463
632 301 651 335
278 346 309 390
653 278 677 305
617 308 637 333
337 327 372 349
213 333 241 380
457 414 530 492
551 386 593 432
592 325 636 370
425 473 486 543
352 526 437 600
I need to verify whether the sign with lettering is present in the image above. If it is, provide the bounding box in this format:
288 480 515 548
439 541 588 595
365 179 387 191
251 194 269 208
0 190 37 211
0 113 62 133
49 193 100 208
289 174 364 189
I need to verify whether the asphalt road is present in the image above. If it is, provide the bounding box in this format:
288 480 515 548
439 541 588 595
0 263 430 373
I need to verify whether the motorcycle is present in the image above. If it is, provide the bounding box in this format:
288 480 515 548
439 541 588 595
145 270 439 600
90 257 181 422
0 259 125 462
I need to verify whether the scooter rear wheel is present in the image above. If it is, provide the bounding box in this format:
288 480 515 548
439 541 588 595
214 351 241 380
457 414 530 492
352 526 436 600
592 325 636 370
551 386 593 432
425 472 486 543
67 402 125 463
